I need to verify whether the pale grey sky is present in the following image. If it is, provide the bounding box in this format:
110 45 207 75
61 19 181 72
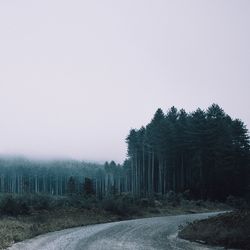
0 0 249 163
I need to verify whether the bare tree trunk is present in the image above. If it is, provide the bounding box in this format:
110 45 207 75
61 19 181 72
142 145 145 196
180 153 184 190
152 151 155 195
148 151 151 196
159 158 162 195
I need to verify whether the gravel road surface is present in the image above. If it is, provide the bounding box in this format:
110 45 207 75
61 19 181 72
8 212 223 250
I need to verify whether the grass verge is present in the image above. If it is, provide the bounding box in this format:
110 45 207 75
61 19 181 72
178 210 250 250
0 207 119 249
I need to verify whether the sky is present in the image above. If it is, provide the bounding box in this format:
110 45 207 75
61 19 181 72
0 0 249 163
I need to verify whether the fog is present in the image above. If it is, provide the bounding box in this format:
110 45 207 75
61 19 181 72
0 0 249 163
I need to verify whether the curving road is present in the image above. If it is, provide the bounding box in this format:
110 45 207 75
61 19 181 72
8 212 223 250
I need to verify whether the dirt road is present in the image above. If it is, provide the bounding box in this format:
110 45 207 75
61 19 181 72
8 212 223 250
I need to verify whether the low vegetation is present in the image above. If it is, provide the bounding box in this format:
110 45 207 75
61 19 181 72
179 209 250 250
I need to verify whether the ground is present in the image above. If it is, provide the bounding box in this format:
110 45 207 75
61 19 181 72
0 197 228 249
178 210 250 250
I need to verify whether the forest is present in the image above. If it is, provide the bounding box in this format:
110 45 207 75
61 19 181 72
125 104 250 200
0 104 249 202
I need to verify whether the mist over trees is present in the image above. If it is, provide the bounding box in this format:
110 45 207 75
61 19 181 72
0 104 249 201
0 157 101 196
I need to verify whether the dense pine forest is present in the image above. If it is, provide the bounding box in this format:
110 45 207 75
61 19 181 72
0 104 249 202
125 104 250 200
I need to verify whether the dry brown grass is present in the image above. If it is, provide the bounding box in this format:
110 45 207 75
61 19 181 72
0 218 31 249
0 208 119 249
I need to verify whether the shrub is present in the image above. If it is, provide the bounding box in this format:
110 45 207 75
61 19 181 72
30 195 52 210
83 178 95 196
80 196 97 210
226 195 248 209
165 190 177 203
140 198 150 207
0 196 30 216
183 189 191 200
101 195 140 216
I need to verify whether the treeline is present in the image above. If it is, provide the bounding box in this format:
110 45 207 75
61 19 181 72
0 104 249 202
0 157 101 196
125 104 250 200
0 157 127 198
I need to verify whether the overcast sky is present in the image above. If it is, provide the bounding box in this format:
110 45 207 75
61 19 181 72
0 0 249 163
